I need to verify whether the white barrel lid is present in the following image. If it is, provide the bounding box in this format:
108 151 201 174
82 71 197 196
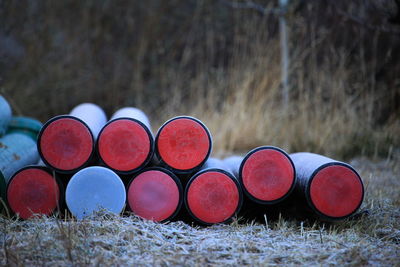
66 166 126 219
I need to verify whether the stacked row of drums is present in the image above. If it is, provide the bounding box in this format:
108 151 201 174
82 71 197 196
1 99 365 224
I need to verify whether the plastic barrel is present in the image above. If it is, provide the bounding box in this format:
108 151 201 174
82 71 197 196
239 146 296 205
38 103 107 173
184 157 243 225
65 166 126 219
155 116 212 174
7 166 61 219
70 103 107 139
110 107 151 132
0 117 42 184
7 116 43 141
97 107 154 174
0 95 12 136
222 155 244 179
0 172 6 207
290 152 364 220
127 167 182 222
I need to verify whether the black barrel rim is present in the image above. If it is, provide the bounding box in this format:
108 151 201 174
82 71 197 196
96 117 155 175
305 162 365 221
126 167 183 223
37 115 95 174
184 168 243 225
155 116 213 174
6 165 65 218
238 146 297 205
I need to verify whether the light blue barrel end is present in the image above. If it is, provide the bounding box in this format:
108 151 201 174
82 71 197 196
0 133 40 183
0 95 12 136
66 166 126 219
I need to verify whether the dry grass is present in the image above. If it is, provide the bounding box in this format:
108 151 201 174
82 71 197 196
1 0 399 160
0 157 399 266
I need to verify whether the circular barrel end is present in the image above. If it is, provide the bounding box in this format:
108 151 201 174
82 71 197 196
186 170 241 224
38 116 94 172
309 164 364 219
156 117 211 172
7 167 60 219
98 119 153 173
240 147 295 204
127 169 181 222
65 166 126 219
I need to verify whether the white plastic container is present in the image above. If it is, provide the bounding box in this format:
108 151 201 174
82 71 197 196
222 156 244 178
65 166 126 219
70 103 107 139
110 107 151 132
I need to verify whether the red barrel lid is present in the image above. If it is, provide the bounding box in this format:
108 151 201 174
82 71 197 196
98 119 152 173
186 171 240 224
127 169 181 222
156 117 211 172
241 147 295 203
309 164 364 218
39 116 94 172
7 167 60 219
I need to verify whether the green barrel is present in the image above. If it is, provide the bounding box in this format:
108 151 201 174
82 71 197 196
7 116 43 141
0 117 42 190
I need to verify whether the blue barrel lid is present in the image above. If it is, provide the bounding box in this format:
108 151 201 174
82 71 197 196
7 116 43 141
0 95 12 136
0 171 6 205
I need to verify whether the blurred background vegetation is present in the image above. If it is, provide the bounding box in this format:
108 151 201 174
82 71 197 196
0 0 399 159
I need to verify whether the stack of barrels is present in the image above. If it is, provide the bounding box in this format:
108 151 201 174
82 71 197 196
0 97 364 224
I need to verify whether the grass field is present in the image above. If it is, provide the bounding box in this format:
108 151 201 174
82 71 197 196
0 157 399 266
1 1 399 266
